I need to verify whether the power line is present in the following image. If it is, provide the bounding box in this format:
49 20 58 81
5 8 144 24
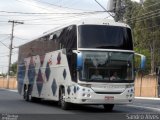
143 1 160 9
22 23 62 25
0 37 10 49
133 12 160 22
22 14 86 21
7 11 101 23
0 66 8 68
15 12 104 24
0 52 9 55
123 1 160 23
127 8 160 21
0 41 9 48
0 14 51 16
0 11 103 16
14 36 29 41
15 0 56 12
0 10 105 15
0 20 8 22
0 54 9 57
0 50 18 57
55 0 69 5
136 24 160 31
0 14 69 16
128 13 160 24
64 0 80 8
0 34 10 35
94 0 113 17
0 36 10 41
31 0 92 11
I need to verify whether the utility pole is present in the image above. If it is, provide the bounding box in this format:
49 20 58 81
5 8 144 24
7 20 23 89
115 0 122 22
106 0 123 22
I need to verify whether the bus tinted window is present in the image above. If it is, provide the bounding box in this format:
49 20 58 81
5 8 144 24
78 25 133 50
79 51 134 83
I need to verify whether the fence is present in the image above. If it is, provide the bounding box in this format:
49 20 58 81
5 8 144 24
135 75 158 97
0 77 17 89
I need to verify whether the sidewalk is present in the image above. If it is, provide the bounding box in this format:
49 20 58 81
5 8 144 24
135 96 160 100
0 88 18 92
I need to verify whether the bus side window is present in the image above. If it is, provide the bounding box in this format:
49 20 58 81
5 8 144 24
68 53 77 82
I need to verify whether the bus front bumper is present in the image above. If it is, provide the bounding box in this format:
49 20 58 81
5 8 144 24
66 88 134 104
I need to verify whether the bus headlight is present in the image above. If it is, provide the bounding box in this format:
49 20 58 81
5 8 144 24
82 93 86 97
126 84 134 88
78 83 91 88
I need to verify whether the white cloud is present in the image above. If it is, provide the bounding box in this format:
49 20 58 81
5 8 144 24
131 0 140 2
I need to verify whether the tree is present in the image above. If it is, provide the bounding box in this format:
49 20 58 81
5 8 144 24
123 0 160 74
133 0 160 74
10 62 17 76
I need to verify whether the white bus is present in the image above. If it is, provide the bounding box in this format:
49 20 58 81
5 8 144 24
17 18 146 111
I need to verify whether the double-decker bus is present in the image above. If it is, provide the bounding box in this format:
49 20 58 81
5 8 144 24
17 18 145 111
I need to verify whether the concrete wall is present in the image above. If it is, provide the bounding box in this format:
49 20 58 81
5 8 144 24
0 77 17 89
0 75 159 97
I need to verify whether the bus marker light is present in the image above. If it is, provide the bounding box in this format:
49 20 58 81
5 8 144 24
87 94 90 97
82 93 86 97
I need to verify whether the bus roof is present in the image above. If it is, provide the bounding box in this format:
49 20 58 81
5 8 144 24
43 18 130 36
19 18 130 48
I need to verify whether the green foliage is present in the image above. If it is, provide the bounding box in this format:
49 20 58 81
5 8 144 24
123 0 160 74
0 73 7 77
10 62 17 76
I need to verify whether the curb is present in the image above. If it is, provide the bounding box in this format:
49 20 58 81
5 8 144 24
135 97 160 100
0 88 18 92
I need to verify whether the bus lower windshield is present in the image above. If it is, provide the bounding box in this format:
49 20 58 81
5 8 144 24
79 51 134 83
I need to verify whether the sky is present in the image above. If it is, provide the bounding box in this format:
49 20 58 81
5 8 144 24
0 0 139 74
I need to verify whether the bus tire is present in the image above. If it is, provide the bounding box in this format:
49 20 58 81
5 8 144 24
103 104 114 112
23 85 32 102
23 85 28 101
31 97 41 102
59 88 70 110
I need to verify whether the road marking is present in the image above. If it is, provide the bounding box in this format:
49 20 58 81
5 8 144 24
8 89 18 92
126 104 160 112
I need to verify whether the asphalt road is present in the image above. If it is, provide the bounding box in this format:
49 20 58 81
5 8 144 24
0 89 160 120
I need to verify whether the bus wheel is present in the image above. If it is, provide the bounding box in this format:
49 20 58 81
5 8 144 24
31 97 41 103
59 88 70 110
24 87 28 101
103 104 114 112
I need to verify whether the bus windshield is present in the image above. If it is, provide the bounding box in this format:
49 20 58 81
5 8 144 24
79 51 134 83
78 25 133 50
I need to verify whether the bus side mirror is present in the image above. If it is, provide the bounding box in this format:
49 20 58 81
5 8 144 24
73 50 83 71
156 67 160 75
77 52 83 71
140 55 146 69
135 53 146 70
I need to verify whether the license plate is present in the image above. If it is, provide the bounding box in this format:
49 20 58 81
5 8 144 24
104 96 114 101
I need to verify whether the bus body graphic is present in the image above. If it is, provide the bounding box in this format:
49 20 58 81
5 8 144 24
17 18 145 110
